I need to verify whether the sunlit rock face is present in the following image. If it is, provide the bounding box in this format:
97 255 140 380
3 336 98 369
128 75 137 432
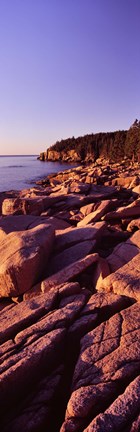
0 224 54 297
0 157 140 431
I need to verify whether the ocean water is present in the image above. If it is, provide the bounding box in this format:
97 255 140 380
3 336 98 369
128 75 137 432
0 155 78 192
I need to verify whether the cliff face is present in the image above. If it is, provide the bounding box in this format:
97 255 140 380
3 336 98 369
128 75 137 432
47 149 81 162
39 149 82 162
46 150 60 161
39 122 140 163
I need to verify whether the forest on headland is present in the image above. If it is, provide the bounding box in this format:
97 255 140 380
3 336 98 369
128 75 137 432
40 120 140 163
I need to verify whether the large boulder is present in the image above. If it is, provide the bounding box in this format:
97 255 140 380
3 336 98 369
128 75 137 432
0 224 54 297
2 194 66 216
2 197 44 216
0 215 55 241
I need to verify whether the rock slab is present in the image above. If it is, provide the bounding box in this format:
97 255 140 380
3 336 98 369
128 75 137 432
0 224 54 297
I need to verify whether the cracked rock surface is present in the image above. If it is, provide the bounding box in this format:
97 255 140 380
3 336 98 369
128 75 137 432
0 159 140 431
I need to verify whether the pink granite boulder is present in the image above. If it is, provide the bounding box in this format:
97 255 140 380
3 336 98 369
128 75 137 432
0 224 54 297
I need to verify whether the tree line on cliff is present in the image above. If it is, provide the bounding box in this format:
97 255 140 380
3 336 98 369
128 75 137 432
46 120 140 162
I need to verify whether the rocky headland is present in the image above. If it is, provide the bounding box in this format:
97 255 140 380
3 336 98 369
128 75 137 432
39 120 140 163
0 156 140 431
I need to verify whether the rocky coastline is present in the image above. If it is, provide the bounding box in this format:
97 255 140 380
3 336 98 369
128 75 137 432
38 120 140 164
0 157 140 431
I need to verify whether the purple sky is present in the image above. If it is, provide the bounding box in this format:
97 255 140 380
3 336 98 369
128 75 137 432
0 0 140 155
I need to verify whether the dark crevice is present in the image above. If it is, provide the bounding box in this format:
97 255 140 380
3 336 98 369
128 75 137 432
50 334 82 432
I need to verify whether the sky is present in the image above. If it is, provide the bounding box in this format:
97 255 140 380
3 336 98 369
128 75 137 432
0 0 140 155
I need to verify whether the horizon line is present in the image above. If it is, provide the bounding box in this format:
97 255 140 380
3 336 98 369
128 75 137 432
0 154 38 157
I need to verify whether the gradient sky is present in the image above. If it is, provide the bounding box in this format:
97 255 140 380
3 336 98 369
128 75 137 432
0 0 140 155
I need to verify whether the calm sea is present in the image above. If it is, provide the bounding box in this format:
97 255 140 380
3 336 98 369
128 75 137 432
0 155 78 192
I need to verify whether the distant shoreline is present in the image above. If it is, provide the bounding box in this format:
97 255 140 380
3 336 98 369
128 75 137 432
0 155 38 157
